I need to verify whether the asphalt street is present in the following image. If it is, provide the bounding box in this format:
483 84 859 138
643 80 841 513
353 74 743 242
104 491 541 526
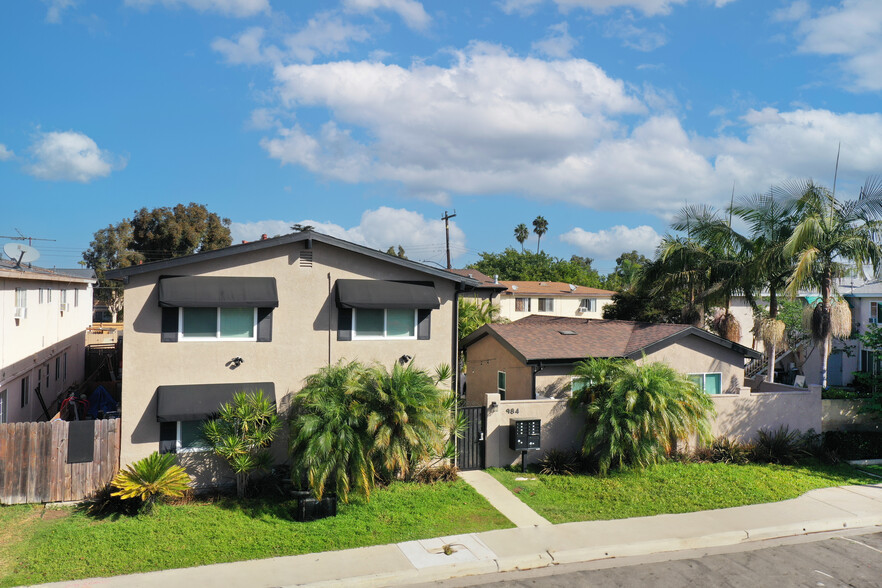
427 528 882 588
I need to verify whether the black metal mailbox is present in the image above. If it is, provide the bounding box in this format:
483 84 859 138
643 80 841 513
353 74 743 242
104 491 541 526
509 418 541 451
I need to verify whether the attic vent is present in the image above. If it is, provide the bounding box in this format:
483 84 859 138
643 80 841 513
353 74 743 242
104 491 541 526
558 330 577 335
299 250 313 268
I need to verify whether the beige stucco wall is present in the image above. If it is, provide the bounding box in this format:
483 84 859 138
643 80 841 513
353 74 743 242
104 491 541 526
497 295 612 322
483 393 583 468
822 398 882 432
710 386 822 442
464 335 532 405
0 273 92 423
120 240 459 473
643 334 747 395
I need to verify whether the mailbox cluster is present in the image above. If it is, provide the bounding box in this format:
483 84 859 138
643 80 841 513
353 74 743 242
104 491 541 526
509 418 541 451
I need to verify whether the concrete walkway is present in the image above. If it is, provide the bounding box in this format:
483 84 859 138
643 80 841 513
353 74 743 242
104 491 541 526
41 483 882 588
458 470 551 528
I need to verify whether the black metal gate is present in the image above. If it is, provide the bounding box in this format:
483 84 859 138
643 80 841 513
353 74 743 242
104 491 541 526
456 406 486 470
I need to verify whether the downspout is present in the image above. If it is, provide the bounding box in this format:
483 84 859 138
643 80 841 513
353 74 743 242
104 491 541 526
531 362 544 399
327 272 332 366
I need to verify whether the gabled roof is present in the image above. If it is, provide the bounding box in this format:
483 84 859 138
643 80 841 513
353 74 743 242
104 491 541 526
0 260 96 284
105 231 482 288
461 314 761 364
447 268 507 290
500 281 615 298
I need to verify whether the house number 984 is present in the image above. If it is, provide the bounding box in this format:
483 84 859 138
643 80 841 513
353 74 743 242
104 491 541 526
505 408 520 414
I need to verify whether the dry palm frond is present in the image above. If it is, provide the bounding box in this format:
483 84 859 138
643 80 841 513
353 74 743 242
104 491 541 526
830 299 852 338
802 304 815 334
712 309 742 343
754 317 786 348
810 304 831 343
682 305 702 327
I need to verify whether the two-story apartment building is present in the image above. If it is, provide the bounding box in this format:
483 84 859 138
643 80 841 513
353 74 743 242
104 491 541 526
106 231 480 469
0 261 95 423
496 281 615 322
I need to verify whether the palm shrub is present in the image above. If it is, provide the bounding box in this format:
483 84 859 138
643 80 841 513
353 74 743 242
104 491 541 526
569 358 715 474
289 361 376 502
752 425 807 465
111 451 190 513
538 449 577 476
202 390 282 498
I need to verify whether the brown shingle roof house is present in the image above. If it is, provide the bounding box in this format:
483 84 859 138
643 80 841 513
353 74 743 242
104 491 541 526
461 315 760 404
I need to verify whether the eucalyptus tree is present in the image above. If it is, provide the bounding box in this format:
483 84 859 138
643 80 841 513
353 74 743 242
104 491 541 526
783 178 882 388
532 216 548 253
514 223 529 253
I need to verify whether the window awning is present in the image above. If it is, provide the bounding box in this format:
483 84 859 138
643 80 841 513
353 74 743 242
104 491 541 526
335 279 440 310
155 382 275 422
158 276 279 308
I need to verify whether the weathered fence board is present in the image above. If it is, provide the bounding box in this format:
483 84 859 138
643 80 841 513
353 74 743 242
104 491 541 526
0 419 120 505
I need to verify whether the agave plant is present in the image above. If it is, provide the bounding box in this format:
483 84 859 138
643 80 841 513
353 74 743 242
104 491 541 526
111 451 190 513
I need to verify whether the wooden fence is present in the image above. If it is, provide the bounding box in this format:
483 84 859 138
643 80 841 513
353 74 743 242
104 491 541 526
0 419 120 504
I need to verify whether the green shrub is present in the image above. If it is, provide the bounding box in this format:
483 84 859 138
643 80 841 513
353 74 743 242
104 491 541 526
752 426 807 465
823 431 882 460
710 437 752 464
823 386 870 400
111 452 191 513
538 449 577 476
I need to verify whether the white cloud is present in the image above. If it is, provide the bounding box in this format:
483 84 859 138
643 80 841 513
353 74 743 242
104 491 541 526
26 131 123 182
786 0 882 91
604 12 667 51
741 107 784 125
553 0 688 17
342 0 431 30
772 0 809 22
124 0 269 18
561 225 662 259
497 0 544 15
44 0 75 23
284 12 371 63
212 27 272 65
230 207 465 262
532 22 578 58
0 144 13 161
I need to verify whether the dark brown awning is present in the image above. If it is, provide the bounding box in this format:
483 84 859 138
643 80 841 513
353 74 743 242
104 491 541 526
156 382 275 422
158 276 278 308
335 279 440 310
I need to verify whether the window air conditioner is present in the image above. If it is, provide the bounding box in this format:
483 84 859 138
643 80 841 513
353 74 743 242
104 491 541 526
577 307 588 313
14 307 27 319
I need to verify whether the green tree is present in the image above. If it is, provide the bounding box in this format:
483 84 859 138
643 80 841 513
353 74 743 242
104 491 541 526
514 223 529 253
202 390 282 498
459 297 505 339
470 248 602 287
569 358 715 474
856 324 882 417
603 251 650 292
784 179 882 388
111 452 191 513
532 216 548 253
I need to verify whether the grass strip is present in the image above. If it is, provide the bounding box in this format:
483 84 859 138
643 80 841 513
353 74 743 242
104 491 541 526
0 480 511 587
487 462 877 524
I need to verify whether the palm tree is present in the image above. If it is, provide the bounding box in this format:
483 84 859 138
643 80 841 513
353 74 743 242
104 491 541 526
731 189 799 382
288 361 376 501
458 297 505 339
784 178 882 388
514 223 529 253
532 216 548 253
362 362 450 481
569 358 715 474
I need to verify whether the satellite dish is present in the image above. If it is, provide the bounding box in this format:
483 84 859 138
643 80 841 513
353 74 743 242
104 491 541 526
511 284 519 291
568 284 577 291
4 243 40 266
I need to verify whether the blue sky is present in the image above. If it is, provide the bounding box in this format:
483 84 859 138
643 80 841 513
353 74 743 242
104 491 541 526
2 0 881 275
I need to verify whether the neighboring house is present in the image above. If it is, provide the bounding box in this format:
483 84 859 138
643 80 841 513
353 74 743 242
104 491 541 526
105 231 480 472
0 261 95 423
447 269 507 302
461 314 761 406
496 282 615 322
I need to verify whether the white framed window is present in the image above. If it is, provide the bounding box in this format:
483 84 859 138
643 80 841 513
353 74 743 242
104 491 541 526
497 370 506 400
21 376 29 408
61 290 67 304
176 421 211 453
688 372 722 395
38 288 44 304
74 289 79 307
538 298 554 312
179 307 258 341
579 298 597 312
47 288 52 303
0 389 6 423
353 308 417 339
15 288 27 308
870 301 882 325
515 297 531 312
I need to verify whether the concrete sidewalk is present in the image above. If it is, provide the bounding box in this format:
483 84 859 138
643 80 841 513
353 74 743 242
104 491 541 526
43 483 882 588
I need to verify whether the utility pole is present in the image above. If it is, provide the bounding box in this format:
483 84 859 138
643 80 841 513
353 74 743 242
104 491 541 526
442 210 456 269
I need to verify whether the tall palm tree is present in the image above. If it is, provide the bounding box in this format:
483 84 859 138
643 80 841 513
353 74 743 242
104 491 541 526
569 358 714 474
458 297 505 339
514 223 529 253
731 189 799 382
532 216 548 253
784 178 882 388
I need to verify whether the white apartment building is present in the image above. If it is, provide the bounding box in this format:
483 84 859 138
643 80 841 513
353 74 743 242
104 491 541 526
0 261 95 423
497 281 615 321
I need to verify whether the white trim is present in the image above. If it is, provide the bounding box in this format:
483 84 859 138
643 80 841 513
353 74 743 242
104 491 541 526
352 308 418 340
176 421 211 454
178 307 258 342
497 370 506 396
688 372 723 395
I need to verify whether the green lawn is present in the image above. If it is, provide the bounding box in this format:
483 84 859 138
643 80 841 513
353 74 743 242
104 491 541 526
0 481 512 588
858 464 882 477
487 462 878 524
